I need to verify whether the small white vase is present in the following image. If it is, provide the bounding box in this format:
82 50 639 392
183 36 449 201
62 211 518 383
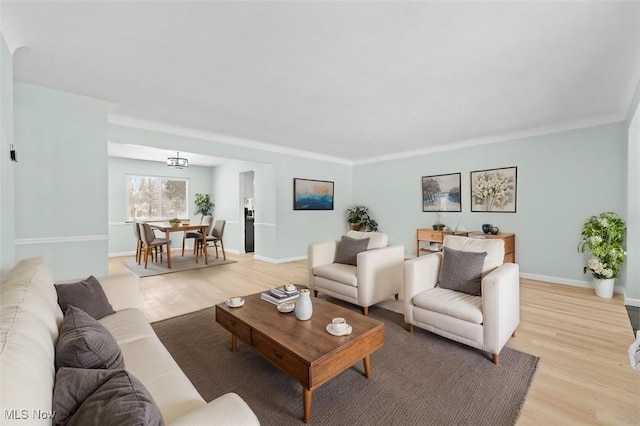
594 278 615 298
295 289 313 320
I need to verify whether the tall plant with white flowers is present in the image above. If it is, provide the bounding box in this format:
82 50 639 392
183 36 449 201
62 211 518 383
577 212 626 279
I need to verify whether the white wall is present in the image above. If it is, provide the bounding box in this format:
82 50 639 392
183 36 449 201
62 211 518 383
354 123 627 288
107 156 214 255
13 83 110 279
0 32 14 278
625 78 640 305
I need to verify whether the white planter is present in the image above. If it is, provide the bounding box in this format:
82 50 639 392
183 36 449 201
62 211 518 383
594 278 615 298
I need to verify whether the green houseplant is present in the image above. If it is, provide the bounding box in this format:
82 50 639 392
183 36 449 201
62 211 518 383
347 206 378 232
194 193 214 222
577 211 626 298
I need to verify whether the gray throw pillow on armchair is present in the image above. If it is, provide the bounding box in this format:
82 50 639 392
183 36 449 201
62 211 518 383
335 235 370 266
438 247 488 296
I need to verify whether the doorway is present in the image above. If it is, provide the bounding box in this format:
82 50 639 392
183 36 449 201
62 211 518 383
240 170 255 253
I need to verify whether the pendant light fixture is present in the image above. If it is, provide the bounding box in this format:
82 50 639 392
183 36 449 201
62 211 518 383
167 151 188 169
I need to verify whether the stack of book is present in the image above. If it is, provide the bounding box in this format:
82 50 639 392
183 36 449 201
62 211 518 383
260 285 301 305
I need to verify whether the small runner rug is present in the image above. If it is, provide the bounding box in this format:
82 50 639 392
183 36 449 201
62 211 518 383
122 256 236 277
152 304 539 425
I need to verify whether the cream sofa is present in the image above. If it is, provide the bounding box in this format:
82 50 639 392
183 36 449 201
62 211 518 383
0 257 259 425
308 231 404 315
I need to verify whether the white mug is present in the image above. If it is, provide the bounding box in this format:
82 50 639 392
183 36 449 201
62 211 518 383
331 317 347 333
229 297 242 306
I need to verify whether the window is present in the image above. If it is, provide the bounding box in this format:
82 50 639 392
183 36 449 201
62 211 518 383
127 175 189 221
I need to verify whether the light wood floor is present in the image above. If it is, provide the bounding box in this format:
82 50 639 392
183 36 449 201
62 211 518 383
108 252 639 425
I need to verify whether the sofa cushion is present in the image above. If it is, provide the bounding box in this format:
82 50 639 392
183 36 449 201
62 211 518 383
335 235 369 266
439 247 487 296
313 263 358 286
55 276 115 320
55 306 124 371
346 230 388 249
413 287 483 324
443 235 505 275
53 367 164 426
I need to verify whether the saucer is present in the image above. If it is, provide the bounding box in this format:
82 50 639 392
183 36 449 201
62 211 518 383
225 298 245 308
277 302 295 313
326 323 353 336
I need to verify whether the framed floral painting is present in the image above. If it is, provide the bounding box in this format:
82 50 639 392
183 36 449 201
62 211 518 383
470 166 517 213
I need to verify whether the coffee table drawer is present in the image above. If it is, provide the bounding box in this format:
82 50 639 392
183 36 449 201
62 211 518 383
253 331 309 386
216 308 252 344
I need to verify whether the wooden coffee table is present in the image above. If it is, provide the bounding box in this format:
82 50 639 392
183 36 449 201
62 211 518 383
215 292 384 423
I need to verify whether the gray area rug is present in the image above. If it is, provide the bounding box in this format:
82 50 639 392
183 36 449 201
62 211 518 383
152 303 539 425
122 256 236 277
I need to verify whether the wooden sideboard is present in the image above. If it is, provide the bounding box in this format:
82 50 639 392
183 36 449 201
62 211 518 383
416 229 515 263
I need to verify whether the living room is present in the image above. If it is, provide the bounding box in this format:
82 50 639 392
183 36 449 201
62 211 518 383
1 1 639 424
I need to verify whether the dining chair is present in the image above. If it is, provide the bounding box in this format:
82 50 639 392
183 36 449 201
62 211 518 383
139 223 171 269
182 215 213 257
204 220 226 260
133 221 143 265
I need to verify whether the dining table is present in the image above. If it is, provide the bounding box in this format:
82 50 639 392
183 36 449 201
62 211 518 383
148 222 210 269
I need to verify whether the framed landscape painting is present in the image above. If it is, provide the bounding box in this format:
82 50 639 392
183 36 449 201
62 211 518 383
470 166 517 212
293 178 334 210
422 173 461 212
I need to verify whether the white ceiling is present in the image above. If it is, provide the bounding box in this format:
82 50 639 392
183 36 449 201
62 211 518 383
2 1 639 164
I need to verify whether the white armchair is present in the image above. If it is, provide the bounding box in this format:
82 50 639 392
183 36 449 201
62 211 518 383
404 235 520 364
308 231 404 315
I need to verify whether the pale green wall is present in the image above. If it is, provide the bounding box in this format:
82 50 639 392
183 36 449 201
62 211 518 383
107 156 214 254
354 123 627 288
108 124 353 261
0 32 14 278
13 83 110 279
625 78 640 305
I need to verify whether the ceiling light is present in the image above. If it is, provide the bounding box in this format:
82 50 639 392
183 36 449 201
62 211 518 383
167 151 188 169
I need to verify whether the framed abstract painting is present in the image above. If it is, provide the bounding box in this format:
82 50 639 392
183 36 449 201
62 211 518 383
293 178 334 210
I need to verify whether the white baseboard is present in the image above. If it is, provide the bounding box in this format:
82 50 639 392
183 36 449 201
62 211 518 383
625 295 640 307
519 272 625 294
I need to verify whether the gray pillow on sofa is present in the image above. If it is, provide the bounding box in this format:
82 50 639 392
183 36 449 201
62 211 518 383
438 247 487 296
55 275 115 320
53 367 164 426
55 306 124 371
335 235 370 266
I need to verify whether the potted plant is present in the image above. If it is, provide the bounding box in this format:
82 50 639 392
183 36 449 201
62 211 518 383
577 211 626 298
347 206 378 232
194 193 214 223
169 218 181 227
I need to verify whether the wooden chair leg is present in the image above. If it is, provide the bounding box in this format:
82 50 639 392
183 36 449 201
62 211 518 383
219 240 226 260
492 353 500 365
182 235 186 256
144 247 150 269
